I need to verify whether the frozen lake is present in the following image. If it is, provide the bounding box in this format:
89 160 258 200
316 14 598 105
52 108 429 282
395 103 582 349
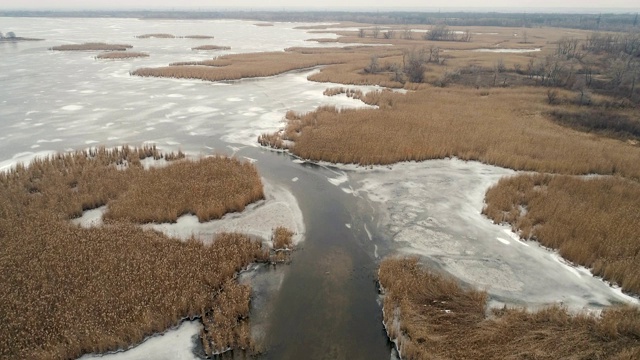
1 17 637 360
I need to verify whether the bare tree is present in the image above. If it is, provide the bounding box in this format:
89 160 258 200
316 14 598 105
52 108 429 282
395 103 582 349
383 30 395 39
372 26 381 39
460 30 472 42
365 55 380 74
402 27 413 40
6 31 16 39
404 48 427 83
358 28 365 38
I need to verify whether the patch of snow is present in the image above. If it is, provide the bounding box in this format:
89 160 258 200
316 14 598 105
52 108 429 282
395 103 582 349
145 179 304 245
78 320 202 360
71 206 107 228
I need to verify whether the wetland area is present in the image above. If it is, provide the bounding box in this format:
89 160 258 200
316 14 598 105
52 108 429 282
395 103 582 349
1 14 639 360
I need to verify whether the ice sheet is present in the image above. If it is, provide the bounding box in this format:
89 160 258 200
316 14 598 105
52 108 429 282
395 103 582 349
349 159 638 310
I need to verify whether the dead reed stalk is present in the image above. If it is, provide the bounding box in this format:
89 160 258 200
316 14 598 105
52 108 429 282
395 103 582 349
379 257 640 360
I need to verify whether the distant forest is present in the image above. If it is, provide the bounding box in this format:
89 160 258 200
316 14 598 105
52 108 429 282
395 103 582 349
2 10 639 31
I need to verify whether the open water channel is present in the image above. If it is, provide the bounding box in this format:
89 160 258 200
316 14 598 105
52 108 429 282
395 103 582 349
1 17 636 360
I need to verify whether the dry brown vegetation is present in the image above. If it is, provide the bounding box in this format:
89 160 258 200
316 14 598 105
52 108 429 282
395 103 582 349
254 23 274 27
105 156 264 223
260 86 640 180
184 35 215 39
132 47 393 82
272 226 294 250
483 174 640 294
0 146 269 359
96 51 149 59
51 43 133 51
192 45 231 51
379 257 640 360
322 87 364 99
269 226 294 264
136 33 176 38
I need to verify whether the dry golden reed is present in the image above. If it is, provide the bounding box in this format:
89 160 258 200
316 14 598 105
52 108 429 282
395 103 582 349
0 147 268 359
105 155 264 224
272 226 294 250
192 45 231 51
379 257 640 360
132 48 377 82
136 33 176 38
51 43 133 51
483 174 640 294
261 86 640 180
96 51 149 59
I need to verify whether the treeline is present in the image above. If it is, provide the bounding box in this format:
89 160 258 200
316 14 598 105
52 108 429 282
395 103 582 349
2 10 639 32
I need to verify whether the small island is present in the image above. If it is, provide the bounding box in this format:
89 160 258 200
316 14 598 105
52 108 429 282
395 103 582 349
51 42 133 51
96 51 150 59
0 31 43 42
192 45 231 51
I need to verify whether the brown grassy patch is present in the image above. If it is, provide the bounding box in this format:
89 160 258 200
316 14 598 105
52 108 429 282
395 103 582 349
136 33 176 38
96 51 149 59
0 147 268 359
132 47 389 82
192 45 231 51
483 174 640 294
260 86 640 180
105 156 264 224
379 257 640 360
51 43 133 51
184 35 215 39
272 226 294 250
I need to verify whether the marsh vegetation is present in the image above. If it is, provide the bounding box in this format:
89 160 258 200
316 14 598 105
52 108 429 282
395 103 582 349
484 174 640 294
192 45 231 51
96 51 149 59
50 43 133 51
380 257 640 360
0 147 269 359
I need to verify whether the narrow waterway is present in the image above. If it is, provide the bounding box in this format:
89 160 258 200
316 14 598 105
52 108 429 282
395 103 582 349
242 152 392 359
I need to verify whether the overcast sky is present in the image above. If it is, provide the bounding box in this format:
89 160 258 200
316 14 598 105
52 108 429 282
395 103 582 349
1 0 638 11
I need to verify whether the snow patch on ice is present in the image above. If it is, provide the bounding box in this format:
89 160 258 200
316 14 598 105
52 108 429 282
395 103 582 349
145 179 305 245
78 320 202 360
71 206 107 228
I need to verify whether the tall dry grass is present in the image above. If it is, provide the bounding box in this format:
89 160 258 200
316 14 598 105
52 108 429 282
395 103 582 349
0 147 268 359
132 48 376 82
192 45 231 51
379 257 640 360
96 51 149 59
483 174 640 294
136 33 176 38
260 86 640 180
104 156 264 223
51 43 133 51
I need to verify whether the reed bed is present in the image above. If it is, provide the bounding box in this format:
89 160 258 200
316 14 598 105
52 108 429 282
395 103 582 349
192 45 231 51
483 174 640 294
136 33 176 38
51 43 133 51
260 86 640 180
105 156 264 224
96 51 149 59
322 87 364 99
272 226 294 250
379 257 640 360
0 147 268 359
132 48 373 82
184 35 215 39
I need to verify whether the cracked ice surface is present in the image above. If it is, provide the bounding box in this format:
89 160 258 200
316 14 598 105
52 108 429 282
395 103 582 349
349 159 638 310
